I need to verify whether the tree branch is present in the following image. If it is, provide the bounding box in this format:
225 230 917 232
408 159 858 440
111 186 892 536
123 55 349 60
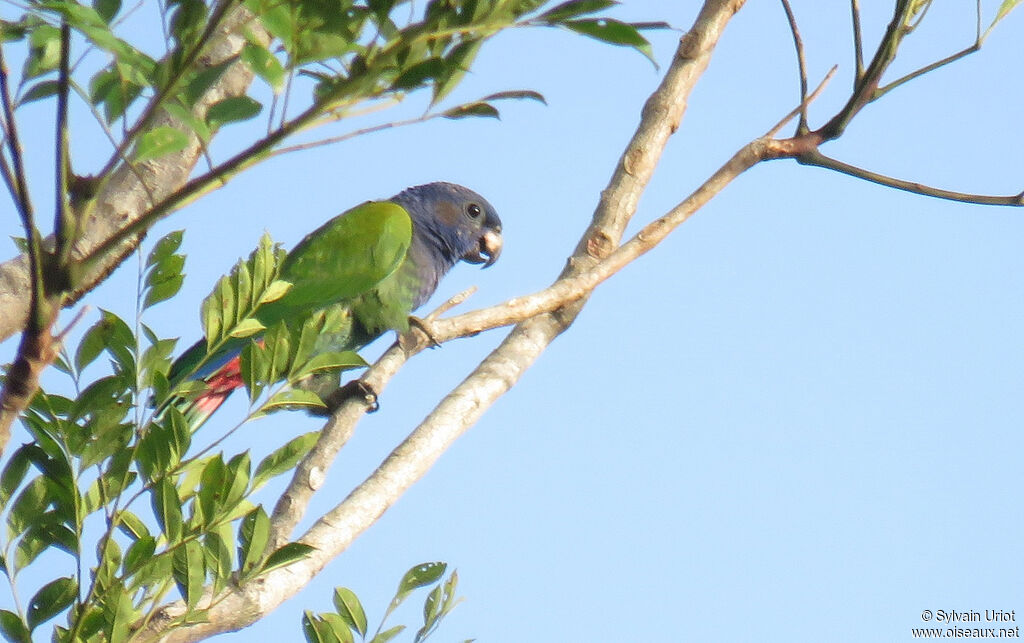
850 0 864 82
54 21 73 269
794 149 1024 206
779 0 809 133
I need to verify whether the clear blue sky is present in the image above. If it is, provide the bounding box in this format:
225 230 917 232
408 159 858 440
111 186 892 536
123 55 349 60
2 2 1022 641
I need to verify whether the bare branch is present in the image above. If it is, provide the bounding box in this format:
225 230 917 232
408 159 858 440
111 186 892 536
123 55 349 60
779 0 809 133
765 65 836 139
851 0 864 81
54 21 73 268
0 43 33 223
793 149 1024 206
874 42 980 99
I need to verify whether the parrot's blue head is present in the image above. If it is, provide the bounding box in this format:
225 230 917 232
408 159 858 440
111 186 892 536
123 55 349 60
391 182 503 270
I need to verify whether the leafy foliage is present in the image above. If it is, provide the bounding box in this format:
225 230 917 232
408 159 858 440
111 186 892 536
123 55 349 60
0 231 341 639
303 563 467 643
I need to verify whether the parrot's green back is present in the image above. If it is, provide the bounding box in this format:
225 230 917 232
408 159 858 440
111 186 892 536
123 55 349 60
255 200 413 330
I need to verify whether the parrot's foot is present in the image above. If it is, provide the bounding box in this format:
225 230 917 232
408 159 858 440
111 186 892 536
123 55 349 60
317 380 379 415
406 315 440 349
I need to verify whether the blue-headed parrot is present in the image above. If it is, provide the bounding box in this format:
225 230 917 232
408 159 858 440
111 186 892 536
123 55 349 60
167 182 502 428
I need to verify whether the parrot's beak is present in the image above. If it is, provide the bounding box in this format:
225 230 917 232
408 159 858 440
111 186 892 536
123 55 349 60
464 228 503 268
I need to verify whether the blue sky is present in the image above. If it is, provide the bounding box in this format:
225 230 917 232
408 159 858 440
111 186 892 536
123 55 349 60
2 2 1023 641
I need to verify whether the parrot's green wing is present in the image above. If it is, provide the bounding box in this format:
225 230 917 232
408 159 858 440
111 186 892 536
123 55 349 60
256 201 413 327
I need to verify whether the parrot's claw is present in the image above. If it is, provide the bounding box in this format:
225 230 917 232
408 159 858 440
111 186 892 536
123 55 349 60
320 380 379 414
406 316 441 349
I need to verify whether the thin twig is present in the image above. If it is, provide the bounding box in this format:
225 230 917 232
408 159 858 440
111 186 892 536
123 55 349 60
0 44 35 229
850 0 864 82
817 0 913 140
794 149 1024 206
779 0 809 133
54 21 73 268
69 80 158 207
269 113 439 158
764 65 836 139
874 40 980 99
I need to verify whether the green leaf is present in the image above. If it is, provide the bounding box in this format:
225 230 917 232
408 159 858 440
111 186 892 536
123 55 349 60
537 0 617 23
986 0 1023 37
259 279 292 305
89 65 143 122
261 388 326 413
370 625 406 643
122 535 156 576
304 611 346 643
239 506 269 576
134 126 190 163
416 584 442 642
144 231 186 308
442 102 500 120
392 58 447 92
321 613 355 643
396 562 447 597
229 317 266 338
480 89 547 104
383 562 447 623
24 25 61 79
197 455 227 525
224 451 251 507
433 39 482 105
26 576 77 631
260 542 315 574
204 528 234 594
14 519 78 570
75 317 106 372
94 0 122 22
439 570 461 617
562 18 654 63
0 444 34 507
184 57 237 105
151 478 183 541
19 80 59 105
206 95 262 127
0 609 30 643
333 587 367 637
116 509 151 540
172 539 205 609
252 431 319 489
147 230 184 266
7 476 51 539
242 42 286 91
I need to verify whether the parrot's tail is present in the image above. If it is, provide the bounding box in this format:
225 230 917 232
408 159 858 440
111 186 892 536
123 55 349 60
171 353 245 432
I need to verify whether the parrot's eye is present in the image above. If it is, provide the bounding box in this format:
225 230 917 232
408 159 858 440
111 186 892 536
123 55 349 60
467 203 482 219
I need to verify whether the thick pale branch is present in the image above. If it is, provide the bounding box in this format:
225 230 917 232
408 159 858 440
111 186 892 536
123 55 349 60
268 289 477 549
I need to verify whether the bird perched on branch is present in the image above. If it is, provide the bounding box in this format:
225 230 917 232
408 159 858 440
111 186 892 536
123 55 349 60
167 182 503 429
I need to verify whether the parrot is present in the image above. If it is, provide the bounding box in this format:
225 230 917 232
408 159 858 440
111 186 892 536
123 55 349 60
166 182 503 429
